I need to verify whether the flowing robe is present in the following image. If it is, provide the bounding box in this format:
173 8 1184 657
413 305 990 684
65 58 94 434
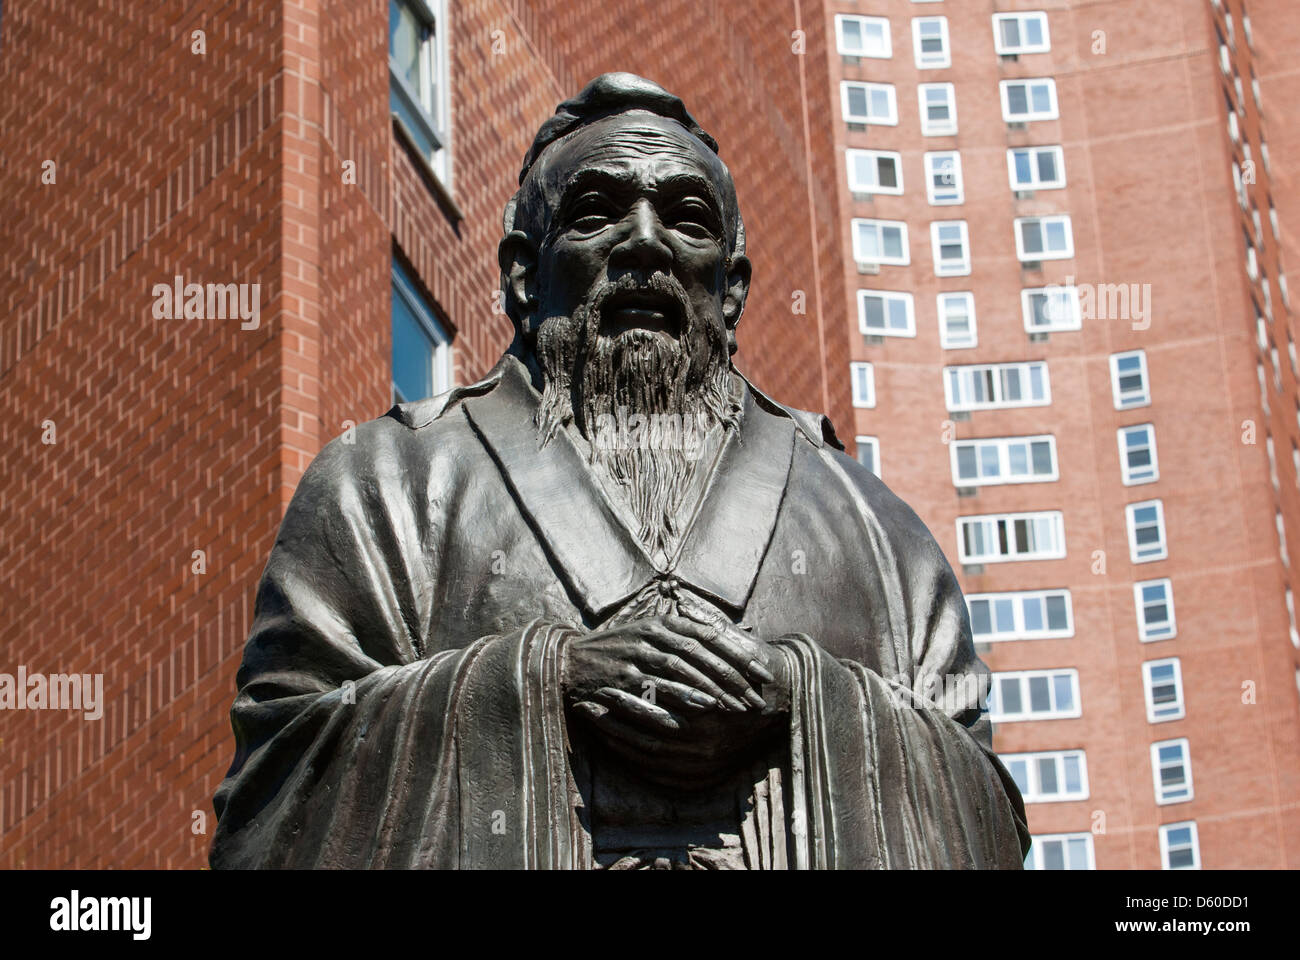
210 353 1029 869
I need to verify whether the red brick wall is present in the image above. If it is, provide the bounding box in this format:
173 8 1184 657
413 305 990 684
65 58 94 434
0 0 855 868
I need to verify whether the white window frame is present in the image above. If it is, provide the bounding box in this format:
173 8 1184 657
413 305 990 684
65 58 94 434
856 435 880 477
944 361 1051 412
1014 215 1074 262
841 81 899 125
1000 78 1059 122
1001 749 1089 803
950 435 1059 487
1007 145 1066 191
967 589 1074 642
957 511 1066 564
1159 821 1201 870
912 16 951 69
392 257 452 403
987 669 1081 722
1021 284 1082 332
993 11 1051 55
930 220 971 276
1126 499 1168 563
1109 350 1152 409
1134 578 1177 642
857 290 915 338
389 0 452 183
834 14 892 58
852 219 910 268
1150 738 1193 805
924 151 964 205
850 361 876 408
1142 658 1185 724
937 291 977 348
1118 423 1159 485
1025 832 1095 870
918 83 957 135
846 148 904 196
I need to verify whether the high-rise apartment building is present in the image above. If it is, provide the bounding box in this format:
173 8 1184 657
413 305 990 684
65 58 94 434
822 0 1300 868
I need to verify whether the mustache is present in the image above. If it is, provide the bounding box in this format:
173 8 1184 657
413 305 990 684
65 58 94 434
585 272 692 337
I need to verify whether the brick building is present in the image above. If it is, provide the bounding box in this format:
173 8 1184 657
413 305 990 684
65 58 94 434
0 0 849 868
1 0 1296 871
823 0 1299 868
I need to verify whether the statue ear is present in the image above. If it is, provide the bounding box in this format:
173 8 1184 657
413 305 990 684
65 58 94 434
498 229 539 339
722 254 751 355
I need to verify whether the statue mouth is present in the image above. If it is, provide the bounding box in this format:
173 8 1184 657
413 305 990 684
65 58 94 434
599 288 683 339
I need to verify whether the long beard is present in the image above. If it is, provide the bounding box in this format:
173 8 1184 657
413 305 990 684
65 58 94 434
535 274 741 558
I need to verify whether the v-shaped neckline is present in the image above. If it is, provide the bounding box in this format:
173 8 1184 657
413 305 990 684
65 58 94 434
463 355 797 618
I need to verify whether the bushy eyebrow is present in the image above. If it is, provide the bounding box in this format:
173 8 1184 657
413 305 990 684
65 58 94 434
555 167 723 220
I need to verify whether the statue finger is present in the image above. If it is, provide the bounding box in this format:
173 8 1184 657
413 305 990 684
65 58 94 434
590 687 686 736
645 649 748 712
664 614 775 686
571 700 669 754
649 625 766 709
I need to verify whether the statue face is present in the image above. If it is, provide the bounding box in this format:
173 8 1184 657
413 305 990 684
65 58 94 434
529 112 743 352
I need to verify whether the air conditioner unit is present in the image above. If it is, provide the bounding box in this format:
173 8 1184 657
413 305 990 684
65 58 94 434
857 261 881 275
1014 190 1035 200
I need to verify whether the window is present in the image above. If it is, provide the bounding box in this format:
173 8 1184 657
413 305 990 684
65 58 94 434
993 12 1051 55
912 17 951 68
1007 146 1066 190
1000 78 1059 122
835 14 891 58
951 435 1058 486
1022 285 1081 332
853 219 910 267
1143 658 1185 723
1109 350 1151 409
1025 833 1094 870
390 0 451 181
1134 578 1176 641
1118 424 1159 485
392 258 451 403
957 511 1065 564
944 361 1051 412
1126 499 1168 563
918 83 957 135
850 362 875 408
841 81 898 125
987 669 1080 722
1159 822 1200 870
937 292 976 348
1015 215 1074 261
1150 738 1193 804
968 589 1074 642
930 220 971 276
924 151 964 204
857 290 915 337
846 149 903 195
1001 749 1089 803
856 436 880 477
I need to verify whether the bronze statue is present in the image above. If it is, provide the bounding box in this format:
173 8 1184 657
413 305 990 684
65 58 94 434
210 73 1029 869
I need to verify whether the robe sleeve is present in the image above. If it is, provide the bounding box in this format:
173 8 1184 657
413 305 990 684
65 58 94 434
770 464 1031 869
210 421 588 869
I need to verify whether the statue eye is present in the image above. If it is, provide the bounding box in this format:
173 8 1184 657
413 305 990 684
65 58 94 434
668 199 718 238
566 195 618 231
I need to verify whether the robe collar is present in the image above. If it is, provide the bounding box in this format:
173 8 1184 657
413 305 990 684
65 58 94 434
463 355 796 621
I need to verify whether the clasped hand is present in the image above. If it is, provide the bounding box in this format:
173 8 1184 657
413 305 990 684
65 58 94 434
560 594 789 778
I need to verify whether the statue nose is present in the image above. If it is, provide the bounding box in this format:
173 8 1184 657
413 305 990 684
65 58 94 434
610 201 672 271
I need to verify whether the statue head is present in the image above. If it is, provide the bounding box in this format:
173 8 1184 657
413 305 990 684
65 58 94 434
498 73 751 448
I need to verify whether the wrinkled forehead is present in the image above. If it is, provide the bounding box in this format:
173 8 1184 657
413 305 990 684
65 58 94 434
528 111 736 221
